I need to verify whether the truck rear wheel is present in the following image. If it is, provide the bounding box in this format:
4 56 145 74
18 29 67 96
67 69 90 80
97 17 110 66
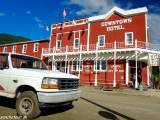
16 91 41 119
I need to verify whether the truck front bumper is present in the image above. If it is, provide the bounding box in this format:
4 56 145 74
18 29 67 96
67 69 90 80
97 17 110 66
37 89 81 103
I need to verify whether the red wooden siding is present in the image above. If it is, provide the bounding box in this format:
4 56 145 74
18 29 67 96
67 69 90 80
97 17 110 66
90 14 146 45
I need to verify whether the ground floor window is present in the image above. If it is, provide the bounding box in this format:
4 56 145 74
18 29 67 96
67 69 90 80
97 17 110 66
94 60 106 71
72 61 83 71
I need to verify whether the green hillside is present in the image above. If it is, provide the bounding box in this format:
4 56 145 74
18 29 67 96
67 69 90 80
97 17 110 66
0 33 31 45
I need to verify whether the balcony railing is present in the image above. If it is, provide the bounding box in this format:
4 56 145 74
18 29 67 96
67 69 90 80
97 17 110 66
42 40 160 55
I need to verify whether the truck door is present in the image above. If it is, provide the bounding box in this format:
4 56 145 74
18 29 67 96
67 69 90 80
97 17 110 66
0 53 10 96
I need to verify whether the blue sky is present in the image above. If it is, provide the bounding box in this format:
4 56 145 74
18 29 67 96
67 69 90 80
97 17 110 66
0 0 160 44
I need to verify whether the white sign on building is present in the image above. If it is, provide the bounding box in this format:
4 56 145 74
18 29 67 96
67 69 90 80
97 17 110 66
149 54 159 66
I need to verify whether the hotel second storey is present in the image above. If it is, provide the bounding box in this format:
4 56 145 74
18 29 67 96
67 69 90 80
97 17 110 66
42 6 160 88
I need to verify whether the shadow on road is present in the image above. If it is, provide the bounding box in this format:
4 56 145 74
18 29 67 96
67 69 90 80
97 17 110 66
81 97 135 120
0 96 16 109
99 111 119 120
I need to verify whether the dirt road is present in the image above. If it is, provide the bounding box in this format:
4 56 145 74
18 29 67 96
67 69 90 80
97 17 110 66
0 86 160 120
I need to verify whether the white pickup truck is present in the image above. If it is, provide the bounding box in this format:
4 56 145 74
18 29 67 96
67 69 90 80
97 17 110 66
0 52 81 119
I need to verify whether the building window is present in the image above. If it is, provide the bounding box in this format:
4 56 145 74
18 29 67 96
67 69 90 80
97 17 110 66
74 38 79 49
94 60 106 71
72 61 83 71
98 35 105 47
3 47 7 52
56 40 61 50
22 44 27 53
12 45 17 53
34 43 38 52
125 32 133 45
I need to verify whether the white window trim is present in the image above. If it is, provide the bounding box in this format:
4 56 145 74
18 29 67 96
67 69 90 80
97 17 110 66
125 32 133 45
22 44 27 53
98 35 105 47
74 38 79 49
94 60 106 71
56 40 61 50
3 47 7 53
34 43 39 52
12 45 17 53
71 61 83 71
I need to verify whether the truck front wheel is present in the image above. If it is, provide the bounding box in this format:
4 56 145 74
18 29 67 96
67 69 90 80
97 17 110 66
16 91 41 119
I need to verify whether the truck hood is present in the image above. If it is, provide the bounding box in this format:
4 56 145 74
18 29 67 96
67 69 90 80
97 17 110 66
11 68 79 79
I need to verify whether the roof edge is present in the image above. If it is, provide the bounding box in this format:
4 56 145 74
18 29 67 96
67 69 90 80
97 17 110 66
88 6 148 22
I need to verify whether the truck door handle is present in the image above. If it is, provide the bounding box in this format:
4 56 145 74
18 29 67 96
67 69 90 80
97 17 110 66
13 80 18 83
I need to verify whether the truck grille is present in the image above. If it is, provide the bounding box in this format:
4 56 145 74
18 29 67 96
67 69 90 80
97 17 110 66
58 78 79 90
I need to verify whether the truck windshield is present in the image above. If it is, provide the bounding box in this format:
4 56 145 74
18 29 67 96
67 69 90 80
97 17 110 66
11 54 48 70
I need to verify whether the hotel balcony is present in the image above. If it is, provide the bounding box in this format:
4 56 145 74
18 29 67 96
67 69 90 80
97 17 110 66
42 40 160 56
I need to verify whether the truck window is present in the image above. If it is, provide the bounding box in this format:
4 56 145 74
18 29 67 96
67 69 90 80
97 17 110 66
0 54 9 69
11 54 48 70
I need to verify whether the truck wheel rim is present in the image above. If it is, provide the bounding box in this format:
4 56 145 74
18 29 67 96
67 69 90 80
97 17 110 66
19 97 33 114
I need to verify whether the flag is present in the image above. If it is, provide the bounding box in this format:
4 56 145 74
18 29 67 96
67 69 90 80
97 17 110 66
72 20 76 26
62 9 66 17
45 24 49 31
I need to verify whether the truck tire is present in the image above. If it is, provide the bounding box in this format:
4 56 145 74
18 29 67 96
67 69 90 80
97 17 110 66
16 91 41 119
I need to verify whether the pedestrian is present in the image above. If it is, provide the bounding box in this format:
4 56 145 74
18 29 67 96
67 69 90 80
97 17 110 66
155 76 159 89
133 73 136 86
150 75 155 89
138 74 142 85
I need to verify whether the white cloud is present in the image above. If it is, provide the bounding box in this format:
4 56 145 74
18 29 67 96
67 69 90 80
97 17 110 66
147 14 160 44
124 2 133 9
26 11 31 14
66 0 118 16
148 4 160 13
34 17 42 22
38 23 44 28
0 12 5 16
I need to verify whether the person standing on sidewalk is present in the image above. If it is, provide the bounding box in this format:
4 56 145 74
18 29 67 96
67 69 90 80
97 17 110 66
150 75 155 89
138 74 142 85
155 76 159 89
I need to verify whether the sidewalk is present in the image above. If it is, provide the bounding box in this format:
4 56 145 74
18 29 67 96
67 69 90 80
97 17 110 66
112 88 160 98
81 86 160 98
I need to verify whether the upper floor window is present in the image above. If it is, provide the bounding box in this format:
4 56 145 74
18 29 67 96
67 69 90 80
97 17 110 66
98 35 105 47
94 60 106 71
34 43 38 52
12 45 17 53
72 61 83 71
22 44 27 53
74 38 79 49
3 47 7 52
125 32 133 45
56 40 61 50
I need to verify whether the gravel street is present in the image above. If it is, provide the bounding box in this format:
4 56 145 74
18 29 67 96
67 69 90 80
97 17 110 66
0 86 160 120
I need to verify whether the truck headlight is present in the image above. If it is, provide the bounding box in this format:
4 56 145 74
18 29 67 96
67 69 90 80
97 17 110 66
41 77 58 89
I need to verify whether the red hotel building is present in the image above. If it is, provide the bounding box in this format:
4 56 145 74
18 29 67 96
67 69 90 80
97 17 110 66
1 6 160 88
42 6 160 88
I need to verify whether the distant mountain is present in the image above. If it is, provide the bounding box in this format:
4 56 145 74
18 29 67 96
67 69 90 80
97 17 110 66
0 33 31 45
